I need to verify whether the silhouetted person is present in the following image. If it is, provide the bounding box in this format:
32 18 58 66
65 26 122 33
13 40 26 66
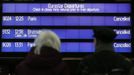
76 27 133 75
130 67 134 75
15 30 70 75
0 66 9 75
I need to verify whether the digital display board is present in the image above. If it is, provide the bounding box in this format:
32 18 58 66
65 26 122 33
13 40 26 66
2 29 130 39
2 16 130 26
1 3 132 53
2 42 131 52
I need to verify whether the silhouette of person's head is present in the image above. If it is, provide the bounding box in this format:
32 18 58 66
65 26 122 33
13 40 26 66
93 27 117 52
33 30 61 55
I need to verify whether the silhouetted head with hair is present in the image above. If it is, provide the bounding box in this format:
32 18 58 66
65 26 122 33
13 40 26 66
93 27 117 52
33 30 61 55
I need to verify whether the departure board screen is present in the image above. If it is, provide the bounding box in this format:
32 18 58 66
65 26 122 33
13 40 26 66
1 2 132 53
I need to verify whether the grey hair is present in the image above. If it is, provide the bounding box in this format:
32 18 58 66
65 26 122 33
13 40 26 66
34 30 61 55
